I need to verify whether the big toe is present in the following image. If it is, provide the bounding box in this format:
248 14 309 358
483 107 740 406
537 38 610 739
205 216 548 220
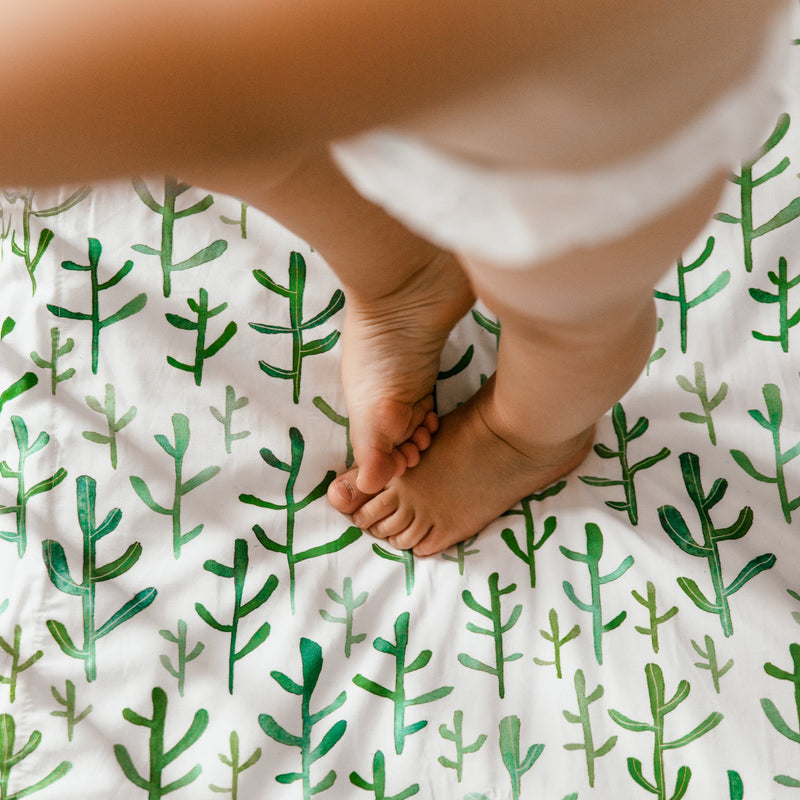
327 469 375 515
349 397 437 494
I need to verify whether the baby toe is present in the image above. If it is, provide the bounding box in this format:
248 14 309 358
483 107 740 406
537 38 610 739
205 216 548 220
412 526 465 557
368 506 414 539
388 518 433 552
351 490 400 532
410 425 431 451
398 440 421 469
423 410 439 434
327 469 374 516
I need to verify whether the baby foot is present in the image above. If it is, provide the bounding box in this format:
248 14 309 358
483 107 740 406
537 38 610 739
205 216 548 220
328 380 594 555
342 249 474 493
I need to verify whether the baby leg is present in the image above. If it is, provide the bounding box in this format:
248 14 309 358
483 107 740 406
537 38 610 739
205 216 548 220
328 170 727 554
193 148 475 491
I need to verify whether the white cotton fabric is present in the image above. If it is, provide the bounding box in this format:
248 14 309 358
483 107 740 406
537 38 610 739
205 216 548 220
331 4 793 268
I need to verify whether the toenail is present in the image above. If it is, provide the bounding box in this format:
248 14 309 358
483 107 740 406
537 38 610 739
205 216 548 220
334 477 355 503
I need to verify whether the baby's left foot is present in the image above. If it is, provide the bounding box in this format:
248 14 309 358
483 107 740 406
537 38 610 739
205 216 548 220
340 249 474 494
328 380 593 555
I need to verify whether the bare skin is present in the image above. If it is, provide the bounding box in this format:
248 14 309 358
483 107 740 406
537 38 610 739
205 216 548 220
340 249 474 492
0 1 781 555
327 170 727 555
331 383 596 556
193 149 475 492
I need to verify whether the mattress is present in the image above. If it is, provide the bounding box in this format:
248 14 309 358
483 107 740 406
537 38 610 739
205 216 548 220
0 16 799 800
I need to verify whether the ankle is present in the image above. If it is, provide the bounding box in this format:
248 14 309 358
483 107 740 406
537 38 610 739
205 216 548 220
346 250 474 328
338 241 446 304
475 375 595 463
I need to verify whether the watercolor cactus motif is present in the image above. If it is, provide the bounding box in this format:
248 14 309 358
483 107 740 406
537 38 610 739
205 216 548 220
0 24 799 798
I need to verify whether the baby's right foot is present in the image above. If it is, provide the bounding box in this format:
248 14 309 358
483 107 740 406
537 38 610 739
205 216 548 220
329 377 595 554
341 249 475 493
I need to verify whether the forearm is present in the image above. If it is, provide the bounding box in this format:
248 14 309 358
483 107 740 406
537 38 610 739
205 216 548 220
0 0 591 188
1 0 765 188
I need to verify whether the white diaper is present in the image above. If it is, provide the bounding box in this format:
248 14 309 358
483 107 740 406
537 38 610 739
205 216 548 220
331 5 793 268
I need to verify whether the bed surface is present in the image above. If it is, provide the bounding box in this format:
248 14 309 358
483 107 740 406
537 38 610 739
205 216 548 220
0 15 799 800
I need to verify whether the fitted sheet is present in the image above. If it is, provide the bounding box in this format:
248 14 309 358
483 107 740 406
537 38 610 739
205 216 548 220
0 16 799 800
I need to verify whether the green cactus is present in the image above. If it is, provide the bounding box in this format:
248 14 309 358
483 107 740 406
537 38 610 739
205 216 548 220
654 236 729 352
715 113 800 273
631 581 679 654
240 427 360 612
114 686 208 799
0 207 11 262
728 771 744 800
210 386 250 454
195 538 278 694
609 663 723 800
319 577 367 657
501 480 566 587
166 288 237 385
350 750 420 799
789 588 800 625
458 572 523 699
83 383 137 469
0 373 37 417
0 416 67 557
372 543 416 596
259 638 347 799
691 635 733 693
438 345 474 383
438 710 487 783
313 396 353 468
561 522 633 664
761 642 800 787
30 326 75 395
0 625 42 703
4 185 90 293
440 534 480 575
750 256 800 352
220 201 248 239
0 714 72 799
0 321 36 411
434 345 474 412
579 403 670 525
353 611 453 755
47 237 147 374
50 679 92 742
533 608 581 679
209 730 261 799
731 383 800 523
499 715 544 800
132 176 228 297
659 452 775 637
249 251 344 403
676 362 728 445
131 412 221 558
158 619 205 697
646 317 666 375
43 475 157 681
563 670 617 788
472 308 501 349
